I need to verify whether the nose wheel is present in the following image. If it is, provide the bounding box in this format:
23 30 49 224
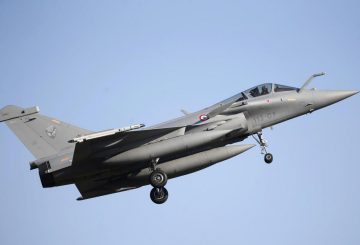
252 131 273 164
149 158 169 204
264 153 273 164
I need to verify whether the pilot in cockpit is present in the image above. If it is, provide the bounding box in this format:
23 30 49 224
250 88 260 97
261 85 269 95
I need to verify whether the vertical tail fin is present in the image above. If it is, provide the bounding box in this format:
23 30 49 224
0 105 92 159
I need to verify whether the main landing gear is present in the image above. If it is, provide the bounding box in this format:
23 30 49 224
252 131 273 164
149 159 169 204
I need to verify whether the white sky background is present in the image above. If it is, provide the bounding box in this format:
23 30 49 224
0 1 359 244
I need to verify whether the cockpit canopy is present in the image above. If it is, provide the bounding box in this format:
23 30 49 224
236 83 298 101
243 83 272 98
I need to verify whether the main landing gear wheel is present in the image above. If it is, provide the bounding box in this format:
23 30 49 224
150 187 168 204
148 159 169 204
149 170 168 188
264 153 273 164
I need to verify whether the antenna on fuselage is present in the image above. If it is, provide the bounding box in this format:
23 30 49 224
299 72 325 93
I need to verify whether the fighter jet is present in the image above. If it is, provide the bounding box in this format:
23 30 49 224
0 73 357 204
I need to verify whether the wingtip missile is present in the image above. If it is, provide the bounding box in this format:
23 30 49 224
68 123 145 143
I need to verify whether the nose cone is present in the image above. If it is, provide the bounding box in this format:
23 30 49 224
314 90 358 109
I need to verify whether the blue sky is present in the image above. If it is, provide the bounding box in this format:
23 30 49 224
0 1 359 244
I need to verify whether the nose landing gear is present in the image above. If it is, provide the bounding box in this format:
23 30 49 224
252 131 273 164
149 158 169 204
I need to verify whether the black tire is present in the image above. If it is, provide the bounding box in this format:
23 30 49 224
149 170 168 188
264 153 273 164
150 187 168 204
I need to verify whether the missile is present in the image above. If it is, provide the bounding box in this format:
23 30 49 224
68 124 145 143
104 130 231 165
127 144 255 182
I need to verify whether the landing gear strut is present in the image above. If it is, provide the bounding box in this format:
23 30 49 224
252 131 273 164
149 158 169 204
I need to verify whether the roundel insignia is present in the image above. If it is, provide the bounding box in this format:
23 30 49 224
45 125 57 138
199 114 209 121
